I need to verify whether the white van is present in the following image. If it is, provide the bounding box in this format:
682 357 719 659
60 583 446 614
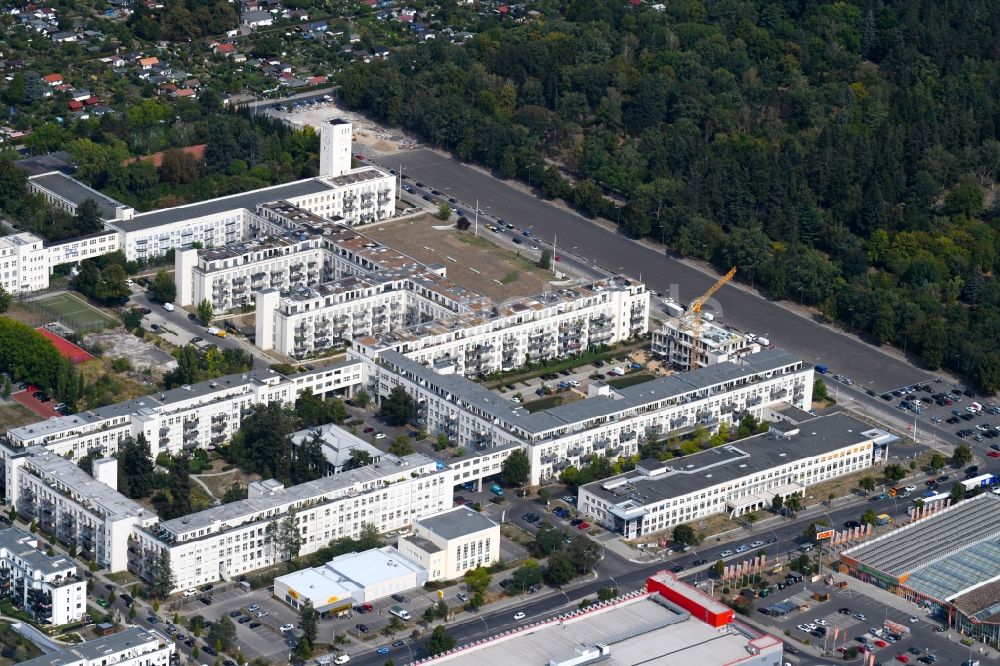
162 302 175 312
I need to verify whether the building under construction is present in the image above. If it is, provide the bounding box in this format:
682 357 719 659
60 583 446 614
652 313 766 371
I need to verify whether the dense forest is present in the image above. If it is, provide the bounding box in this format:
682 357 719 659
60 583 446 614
338 0 1000 391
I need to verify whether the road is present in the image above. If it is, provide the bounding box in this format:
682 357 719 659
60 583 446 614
128 289 275 371
369 149 935 394
344 447 1000 665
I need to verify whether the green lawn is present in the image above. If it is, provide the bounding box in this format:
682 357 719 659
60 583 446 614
522 394 565 412
0 402 43 429
0 622 42 665
31 292 117 332
607 372 656 389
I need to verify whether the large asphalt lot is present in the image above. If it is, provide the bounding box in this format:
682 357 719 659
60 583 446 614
372 149 934 393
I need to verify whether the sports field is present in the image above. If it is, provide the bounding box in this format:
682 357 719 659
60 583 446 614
30 292 117 332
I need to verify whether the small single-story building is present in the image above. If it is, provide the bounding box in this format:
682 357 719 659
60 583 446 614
273 546 425 614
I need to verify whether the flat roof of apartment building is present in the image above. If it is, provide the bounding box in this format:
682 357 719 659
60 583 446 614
15 446 149 521
111 177 333 232
0 527 78 574
156 452 439 541
27 171 125 221
377 347 806 437
581 412 883 507
19 627 168 666
8 370 280 442
415 505 498 540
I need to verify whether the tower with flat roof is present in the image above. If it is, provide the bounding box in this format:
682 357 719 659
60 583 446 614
319 118 352 177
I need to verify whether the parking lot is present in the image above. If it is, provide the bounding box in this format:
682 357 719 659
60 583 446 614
757 579 982 665
828 372 999 450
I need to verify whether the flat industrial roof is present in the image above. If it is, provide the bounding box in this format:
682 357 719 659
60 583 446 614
277 546 423 605
582 412 883 506
18 627 169 666
424 592 781 665
110 177 332 232
28 171 125 220
416 506 498 541
844 492 1000 603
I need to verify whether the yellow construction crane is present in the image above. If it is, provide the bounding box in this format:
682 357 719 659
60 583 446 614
689 267 737 367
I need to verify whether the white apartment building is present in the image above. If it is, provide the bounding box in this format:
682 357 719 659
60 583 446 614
578 412 888 539
175 234 328 313
365 348 814 485
0 232 49 294
18 627 175 666
104 119 393 262
0 526 87 625
128 452 451 592
396 506 500 581
5 369 301 461
0 445 157 572
12 119 393 295
353 276 649 377
652 314 765 371
44 231 121 269
27 171 134 222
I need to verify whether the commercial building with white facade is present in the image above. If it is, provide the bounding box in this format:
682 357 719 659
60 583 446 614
364 347 815 485
652 314 765 371
578 411 889 539
18 626 175 666
128 452 450 592
0 232 49 295
0 526 87 625
0 445 156 572
396 505 500 581
274 546 427 614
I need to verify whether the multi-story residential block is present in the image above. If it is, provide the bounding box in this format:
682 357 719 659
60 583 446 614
5 369 303 461
0 232 50 294
350 276 649 376
175 233 328 313
365 347 814 485
578 412 889 539
18 627 175 666
396 506 500 581
128 452 451 592
44 231 121 269
0 526 87 624
651 314 765 371
26 170 133 221
0 445 156 572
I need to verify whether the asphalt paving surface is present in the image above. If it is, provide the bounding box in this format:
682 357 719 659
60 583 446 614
370 149 935 394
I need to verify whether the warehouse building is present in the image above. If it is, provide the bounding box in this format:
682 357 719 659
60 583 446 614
416 571 783 665
841 492 1000 646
